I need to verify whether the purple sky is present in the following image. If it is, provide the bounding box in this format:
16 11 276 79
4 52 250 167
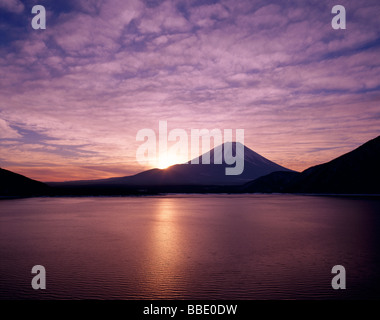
0 0 380 181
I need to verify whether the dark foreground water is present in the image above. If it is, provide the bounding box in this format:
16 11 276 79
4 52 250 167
1 195 380 300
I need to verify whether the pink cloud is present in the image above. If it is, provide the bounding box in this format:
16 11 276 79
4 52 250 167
0 0 379 180
0 118 20 138
0 0 24 13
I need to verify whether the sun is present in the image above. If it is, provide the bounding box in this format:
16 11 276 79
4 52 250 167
156 154 185 169
157 156 177 169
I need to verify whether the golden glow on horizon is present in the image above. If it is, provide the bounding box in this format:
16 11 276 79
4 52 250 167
156 153 187 169
156 157 178 169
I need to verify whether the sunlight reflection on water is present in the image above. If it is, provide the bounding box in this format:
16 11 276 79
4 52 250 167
0 195 380 299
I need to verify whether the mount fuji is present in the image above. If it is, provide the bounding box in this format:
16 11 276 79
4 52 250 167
50 142 292 188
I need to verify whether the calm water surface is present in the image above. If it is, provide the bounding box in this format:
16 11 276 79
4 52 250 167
1 195 380 299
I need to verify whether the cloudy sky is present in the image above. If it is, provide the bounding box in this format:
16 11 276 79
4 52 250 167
0 0 379 181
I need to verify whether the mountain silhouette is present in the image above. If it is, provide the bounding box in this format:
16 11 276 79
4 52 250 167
243 135 380 194
240 171 300 193
3 136 380 197
50 142 292 188
0 167 50 197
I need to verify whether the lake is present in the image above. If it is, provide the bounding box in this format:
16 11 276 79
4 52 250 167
1 195 380 299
